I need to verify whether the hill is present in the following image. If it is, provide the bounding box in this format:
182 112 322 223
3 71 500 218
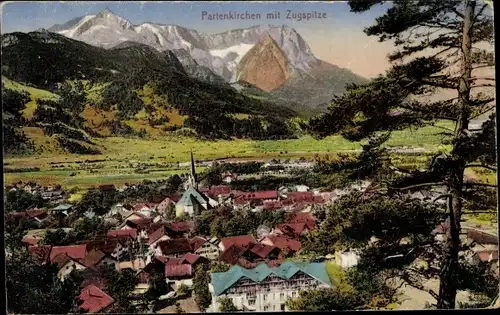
1 31 313 156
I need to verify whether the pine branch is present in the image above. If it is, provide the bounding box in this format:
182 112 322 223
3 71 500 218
470 106 496 120
433 194 451 203
472 4 489 25
465 164 497 172
391 182 446 191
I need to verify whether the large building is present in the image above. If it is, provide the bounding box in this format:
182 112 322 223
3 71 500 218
208 261 332 312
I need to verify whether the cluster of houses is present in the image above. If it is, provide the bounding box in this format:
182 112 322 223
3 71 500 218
7 154 499 312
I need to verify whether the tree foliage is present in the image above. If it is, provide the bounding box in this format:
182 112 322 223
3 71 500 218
217 297 238 312
306 0 495 309
193 265 212 311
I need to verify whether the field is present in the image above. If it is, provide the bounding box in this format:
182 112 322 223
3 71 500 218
3 120 456 196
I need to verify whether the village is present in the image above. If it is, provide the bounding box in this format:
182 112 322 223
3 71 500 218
5 153 499 313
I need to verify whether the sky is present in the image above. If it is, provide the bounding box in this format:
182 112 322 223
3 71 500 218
1 1 399 78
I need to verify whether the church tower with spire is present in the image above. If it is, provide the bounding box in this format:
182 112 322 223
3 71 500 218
189 150 198 189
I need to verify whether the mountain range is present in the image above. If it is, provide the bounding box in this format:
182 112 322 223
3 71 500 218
1 8 369 155
46 8 367 109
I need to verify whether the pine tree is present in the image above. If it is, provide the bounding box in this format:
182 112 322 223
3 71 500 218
193 264 212 311
307 0 495 309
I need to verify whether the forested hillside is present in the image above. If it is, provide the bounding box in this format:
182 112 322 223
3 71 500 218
1 31 314 155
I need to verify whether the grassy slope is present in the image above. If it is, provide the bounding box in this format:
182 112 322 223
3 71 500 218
2 76 59 120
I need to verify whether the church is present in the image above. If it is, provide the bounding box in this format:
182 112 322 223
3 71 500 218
175 151 218 217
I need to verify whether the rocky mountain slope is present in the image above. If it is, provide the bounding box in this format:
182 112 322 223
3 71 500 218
236 35 291 92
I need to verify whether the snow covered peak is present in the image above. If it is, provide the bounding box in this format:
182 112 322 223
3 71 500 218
48 10 317 80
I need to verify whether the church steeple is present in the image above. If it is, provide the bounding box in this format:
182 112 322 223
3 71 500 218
190 150 197 189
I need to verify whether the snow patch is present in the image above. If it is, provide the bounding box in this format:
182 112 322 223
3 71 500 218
58 14 95 38
209 43 254 63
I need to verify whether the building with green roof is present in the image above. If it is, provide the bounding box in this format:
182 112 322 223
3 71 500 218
175 151 218 217
208 260 332 312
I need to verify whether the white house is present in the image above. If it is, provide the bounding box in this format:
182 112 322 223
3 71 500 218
208 261 332 312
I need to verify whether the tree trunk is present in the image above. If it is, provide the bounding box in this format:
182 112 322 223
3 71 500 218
437 0 475 309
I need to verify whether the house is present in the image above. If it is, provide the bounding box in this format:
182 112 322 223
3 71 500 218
51 204 73 216
233 191 279 205
40 190 65 201
167 221 195 238
219 244 249 265
157 238 193 257
219 235 257 251
53 253 88 280
50 244 87 262
295 185 310 192
133 203 156 218
148 226 171 255
49 244 88 280
261 235 302 254
117 258 146 271
122 211 148 223
208 261 332 312
467 229 499 246
79 284 115 313
28 245 53 264
200 186 232 199
156 197 176 214
175 187 216 217
80 248 116 270
165 264 193 289
191 236 220 260
222 171 238 183
334 250 361 269
286 212 317 231
274 223 309 238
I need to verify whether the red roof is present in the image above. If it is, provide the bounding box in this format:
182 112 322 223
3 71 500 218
220 235 256 250
182 253 204 265
52 253 74 268
203 185 232 198
168 221 194 232
313 195 325 204
287 192 314 203
235 191 278 201
84 239 120 254
50 244 87 262
276 223 307 238
128 218 153 229
28 245 52 264
190 236 207 252
79 284 114 313
263 200 282 210
158 238 192 255
26 209 48 219
219 244 248 265
287 212 316 231
148 226 167 245
155 256 170 264
249 243 279 259
166 257 184 265
476 251 499 262
80 249 106 268
467 229 499 245
265 235 302 252
107 229 137 240
165 264 192 278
